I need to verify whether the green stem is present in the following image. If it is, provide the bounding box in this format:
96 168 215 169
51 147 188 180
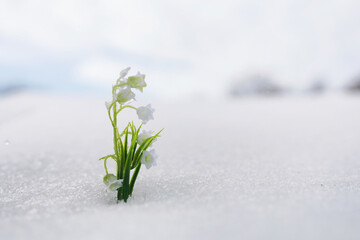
113 104 119 169
107 102 116 126
117 105 137 114
112 103 124 201
104 158 109 174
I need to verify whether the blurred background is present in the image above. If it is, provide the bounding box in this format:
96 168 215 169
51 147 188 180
1 0 360 100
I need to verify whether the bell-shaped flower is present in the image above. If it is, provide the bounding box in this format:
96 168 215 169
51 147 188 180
103 173 116 185
103 173 123 191
115 87 136 104
127 72 146 92
108 179 123 191
136 104 154 124
137 130 156 146
141 149 157 169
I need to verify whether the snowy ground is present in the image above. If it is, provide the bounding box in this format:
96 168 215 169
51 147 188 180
1 92 360 240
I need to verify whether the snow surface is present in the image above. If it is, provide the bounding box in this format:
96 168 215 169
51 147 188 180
1 92 360 240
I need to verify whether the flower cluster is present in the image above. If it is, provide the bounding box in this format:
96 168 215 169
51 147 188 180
100 67 163 202
105 68 154 123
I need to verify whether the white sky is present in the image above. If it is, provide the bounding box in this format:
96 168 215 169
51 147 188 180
1 0 360 98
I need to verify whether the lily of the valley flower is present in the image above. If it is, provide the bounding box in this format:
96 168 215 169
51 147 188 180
141 149 158 169
103 173 123 191
136 104 154 124
127 72 146 92
137 130 155 145
109 179 123 191
115 87 136 103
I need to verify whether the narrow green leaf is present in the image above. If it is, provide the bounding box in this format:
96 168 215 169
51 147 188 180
136 123 143 135
118 135 124 179
122 123 139 202
133 129 163 166
130 144 138 169
129 162 142 196
124 124 129 160
104 157 109 174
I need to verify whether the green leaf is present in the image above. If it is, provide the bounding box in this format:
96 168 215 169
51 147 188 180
129 162 142 196
133 128 163 166
130 145 138 169
122 122 139 202
118 126 127 179
136 123 143 136
124 124 129 160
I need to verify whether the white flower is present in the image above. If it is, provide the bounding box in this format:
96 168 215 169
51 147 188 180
136 104 154 124
138 130 156 145
103 173 123 191
127 72 146 92
115 87 136 103
109 179 123 191
141 150 157 169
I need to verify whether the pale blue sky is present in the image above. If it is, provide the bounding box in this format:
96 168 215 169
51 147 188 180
1 0 360 98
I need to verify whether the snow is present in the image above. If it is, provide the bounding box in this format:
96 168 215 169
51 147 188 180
1 92 360 240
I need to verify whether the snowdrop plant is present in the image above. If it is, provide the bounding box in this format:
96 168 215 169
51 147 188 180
100 67 163 202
